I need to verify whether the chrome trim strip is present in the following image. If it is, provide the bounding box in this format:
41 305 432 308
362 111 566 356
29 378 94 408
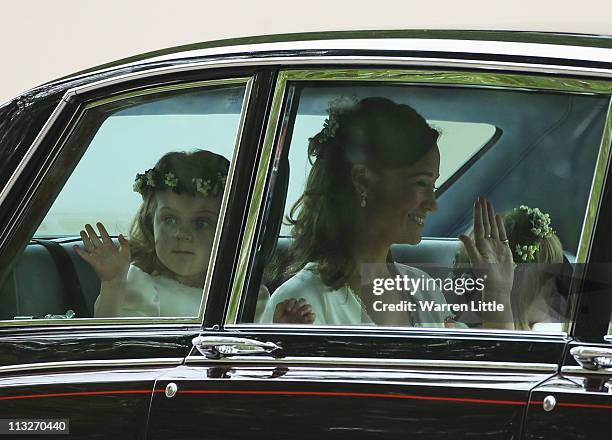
184 355 557 373
83 78 250 109
561 365 612 376
0 326 200 337
0 357 184 374
0 317 204 327
225 72 289 325
0 98 70 212
282 68 612 93
576 97 612 262
224 323 568 339
71 57 612 98
123 39 612 67
198 77 253 323
14 38 608 97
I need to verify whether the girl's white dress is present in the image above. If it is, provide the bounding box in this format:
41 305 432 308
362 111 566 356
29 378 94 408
94 265 204 317
94 265 270 318
259 262 453 327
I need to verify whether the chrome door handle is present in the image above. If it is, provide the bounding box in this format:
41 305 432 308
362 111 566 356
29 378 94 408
570 346 612 370
192 336 282 359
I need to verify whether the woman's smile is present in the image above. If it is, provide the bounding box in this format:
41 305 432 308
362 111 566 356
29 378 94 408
406 213 426 226
366 145 440 246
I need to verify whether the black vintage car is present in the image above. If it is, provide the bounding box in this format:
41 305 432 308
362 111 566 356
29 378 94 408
1 30 612 439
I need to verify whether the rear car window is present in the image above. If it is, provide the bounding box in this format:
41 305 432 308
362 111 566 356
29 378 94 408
0 79 250 321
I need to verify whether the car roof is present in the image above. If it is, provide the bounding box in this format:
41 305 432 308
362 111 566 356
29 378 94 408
8 29 612 107
53 30 612 76
69 29 612 72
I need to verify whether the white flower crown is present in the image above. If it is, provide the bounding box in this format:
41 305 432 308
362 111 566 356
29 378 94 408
133 168 226 198
514 205 555 262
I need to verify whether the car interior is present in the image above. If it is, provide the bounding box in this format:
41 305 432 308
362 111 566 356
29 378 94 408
242 83 609 324
1 81 609 326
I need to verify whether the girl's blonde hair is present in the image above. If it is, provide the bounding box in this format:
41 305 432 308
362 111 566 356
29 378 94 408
129 149 229 276
455 207 564 330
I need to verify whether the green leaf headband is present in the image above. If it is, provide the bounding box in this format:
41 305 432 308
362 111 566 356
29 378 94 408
514 205 555 262
133 168 227 198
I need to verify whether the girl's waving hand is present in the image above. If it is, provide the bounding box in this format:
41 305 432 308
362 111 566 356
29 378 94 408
74 222 131 283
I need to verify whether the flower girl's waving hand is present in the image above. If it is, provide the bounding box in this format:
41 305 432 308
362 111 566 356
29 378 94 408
74 222 130 283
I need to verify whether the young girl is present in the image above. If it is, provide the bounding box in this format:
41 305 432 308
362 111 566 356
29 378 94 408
75 149 229 317
455 205 566 330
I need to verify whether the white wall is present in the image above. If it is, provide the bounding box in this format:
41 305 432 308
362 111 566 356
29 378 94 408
1 0 611 103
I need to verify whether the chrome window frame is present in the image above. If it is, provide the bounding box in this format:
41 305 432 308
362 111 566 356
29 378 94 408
0 76 253 327
2 51 612 330
225 67 612 337
4 54 612 213
77 38 612 80
183 354 558 374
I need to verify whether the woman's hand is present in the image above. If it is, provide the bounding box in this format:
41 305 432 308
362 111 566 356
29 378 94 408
74 222 130 283
459 197 514 328
273 298 315 324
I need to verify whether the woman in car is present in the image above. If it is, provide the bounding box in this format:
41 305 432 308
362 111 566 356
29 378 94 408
261 97 514 328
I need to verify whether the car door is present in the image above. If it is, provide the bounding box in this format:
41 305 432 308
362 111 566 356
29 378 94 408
145 63 612 439
0 63 273 438
523 152 612 437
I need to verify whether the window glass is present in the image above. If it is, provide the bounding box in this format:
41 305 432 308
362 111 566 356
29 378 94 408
0 81 248 321
284 117 495 235
241 80 610 333
38 89 244 237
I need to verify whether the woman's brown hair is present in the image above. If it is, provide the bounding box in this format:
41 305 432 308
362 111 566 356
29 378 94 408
283 97 439 289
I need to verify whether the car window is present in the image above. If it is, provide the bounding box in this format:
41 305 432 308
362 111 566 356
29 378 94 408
0 79 250 322
236 72 611 333
283 116 496 235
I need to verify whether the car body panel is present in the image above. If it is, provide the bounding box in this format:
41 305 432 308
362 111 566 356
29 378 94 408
525 371 612 438
1 31 612 438
148 362 550 439
146 329 565 438
1 366 169 438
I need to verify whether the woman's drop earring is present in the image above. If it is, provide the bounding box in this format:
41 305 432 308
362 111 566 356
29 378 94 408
360 192 367 208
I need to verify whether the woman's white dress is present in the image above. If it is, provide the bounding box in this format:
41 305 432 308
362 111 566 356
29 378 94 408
259 262 453 327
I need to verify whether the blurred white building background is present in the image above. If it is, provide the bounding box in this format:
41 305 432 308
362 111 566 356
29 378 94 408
1 0 611 103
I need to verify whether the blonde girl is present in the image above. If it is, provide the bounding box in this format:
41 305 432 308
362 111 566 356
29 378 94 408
456 205 565 330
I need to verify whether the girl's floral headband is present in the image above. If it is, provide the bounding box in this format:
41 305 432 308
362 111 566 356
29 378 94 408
133 168 227 198
514 205 555 262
